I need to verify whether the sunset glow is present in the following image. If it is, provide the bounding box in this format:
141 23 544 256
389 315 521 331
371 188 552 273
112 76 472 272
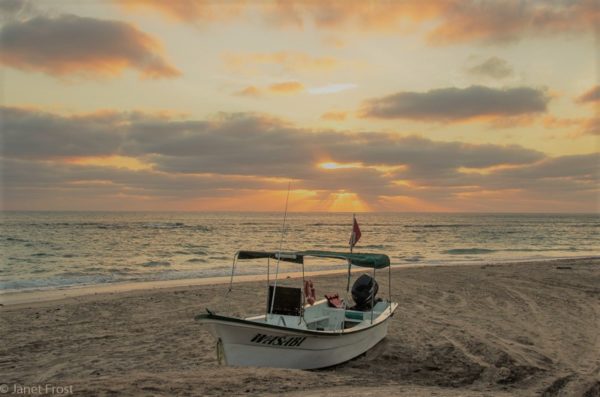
1 1 597 212
318 162 363 170
66 156 154 171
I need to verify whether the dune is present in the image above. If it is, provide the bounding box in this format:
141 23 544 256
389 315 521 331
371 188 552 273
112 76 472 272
1 258 599 396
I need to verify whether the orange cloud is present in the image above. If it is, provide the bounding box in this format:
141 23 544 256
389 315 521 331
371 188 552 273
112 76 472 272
118 0 442 31
0 14 180 79
118 1 599 46
268 81 304 94
234 82 304 97
235 86 262 97
116 0 244 23
541 115 599 138
262 0 445 32
426 0 599 45
542 115 583 129
321 111 348 121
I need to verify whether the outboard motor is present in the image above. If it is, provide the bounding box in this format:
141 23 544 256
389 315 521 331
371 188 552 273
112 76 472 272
350 273 379 311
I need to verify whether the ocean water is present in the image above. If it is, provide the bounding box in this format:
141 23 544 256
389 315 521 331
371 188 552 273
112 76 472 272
1 212 598 291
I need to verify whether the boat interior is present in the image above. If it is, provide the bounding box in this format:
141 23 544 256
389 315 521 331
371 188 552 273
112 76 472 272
246 285 393 332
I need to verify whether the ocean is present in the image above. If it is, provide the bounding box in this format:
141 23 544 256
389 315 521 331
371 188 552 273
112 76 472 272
1 212 598 291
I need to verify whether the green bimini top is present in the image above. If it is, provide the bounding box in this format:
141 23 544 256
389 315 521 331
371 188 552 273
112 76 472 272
236 250 390 269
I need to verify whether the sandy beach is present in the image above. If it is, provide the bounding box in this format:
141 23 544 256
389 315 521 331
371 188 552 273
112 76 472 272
1 258 599 396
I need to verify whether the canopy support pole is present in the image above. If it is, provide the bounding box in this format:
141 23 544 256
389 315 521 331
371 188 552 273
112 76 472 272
269 183 291 318
388 263 392 315
370 267 376 324
300 256 306 325
265 257 270 318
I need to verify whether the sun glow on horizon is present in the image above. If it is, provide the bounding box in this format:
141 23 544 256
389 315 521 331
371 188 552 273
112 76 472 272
325 192 371 212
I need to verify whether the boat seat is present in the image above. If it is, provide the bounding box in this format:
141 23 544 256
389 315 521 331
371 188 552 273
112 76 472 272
267 285 302 316
345 310 364 320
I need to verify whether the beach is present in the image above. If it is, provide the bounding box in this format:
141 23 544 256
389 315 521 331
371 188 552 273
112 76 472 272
1 258 599 396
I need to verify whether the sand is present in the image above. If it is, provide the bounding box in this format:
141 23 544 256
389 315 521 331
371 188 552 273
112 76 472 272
1 258 599 396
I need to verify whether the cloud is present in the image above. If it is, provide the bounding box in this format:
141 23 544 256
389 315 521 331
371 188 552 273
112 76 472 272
321 111 348 121
576 85 600 104
0 14 180 79
261 1 442 31
2 106 544 177
118 1 599 46
3 106 596 211
541 115 599 138
542 115 583 130
268 81 304 94
493 153 598 181
426 0 599 45
234 82 304 97
116 0 244 24
0 156 294 211
307 83 357 95
235 86 261 97
360 85 549 122
466 56 514 80
1 107 125 158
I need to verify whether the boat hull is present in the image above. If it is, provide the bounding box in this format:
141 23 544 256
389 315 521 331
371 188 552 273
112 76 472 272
197 306 396 369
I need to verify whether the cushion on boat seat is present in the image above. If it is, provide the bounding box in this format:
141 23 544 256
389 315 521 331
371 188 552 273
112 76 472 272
267 285 302 316
325 293 343 308
345 310 364 320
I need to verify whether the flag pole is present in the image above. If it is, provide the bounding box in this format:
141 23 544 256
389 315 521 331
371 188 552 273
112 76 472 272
346 213 355 295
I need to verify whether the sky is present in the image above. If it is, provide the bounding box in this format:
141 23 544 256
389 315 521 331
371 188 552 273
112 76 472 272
1 0 599 212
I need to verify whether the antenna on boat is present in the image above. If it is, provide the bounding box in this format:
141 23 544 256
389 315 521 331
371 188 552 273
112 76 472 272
268 182 291 317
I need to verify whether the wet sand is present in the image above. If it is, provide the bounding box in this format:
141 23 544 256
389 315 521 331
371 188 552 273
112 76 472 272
1 258 599 396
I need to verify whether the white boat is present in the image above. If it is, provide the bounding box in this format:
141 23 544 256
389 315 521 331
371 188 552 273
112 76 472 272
196 250 397 369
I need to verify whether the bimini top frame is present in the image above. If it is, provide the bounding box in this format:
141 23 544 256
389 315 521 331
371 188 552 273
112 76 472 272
236 250 390 269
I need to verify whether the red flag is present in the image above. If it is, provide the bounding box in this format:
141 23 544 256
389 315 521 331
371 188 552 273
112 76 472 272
349 216 361 247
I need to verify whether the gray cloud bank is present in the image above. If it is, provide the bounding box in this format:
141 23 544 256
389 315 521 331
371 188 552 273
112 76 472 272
361 85 549 122
1 106 597 211
0 13 180 79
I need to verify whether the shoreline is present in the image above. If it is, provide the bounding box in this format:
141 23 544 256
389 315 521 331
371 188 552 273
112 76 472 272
1 256 597 307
